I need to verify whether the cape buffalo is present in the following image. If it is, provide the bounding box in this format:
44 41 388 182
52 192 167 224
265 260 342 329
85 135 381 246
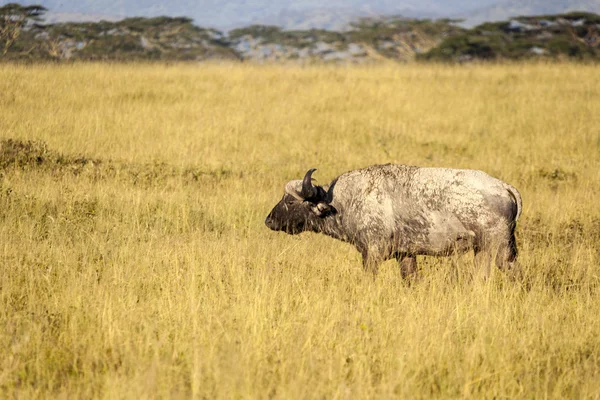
265 164 522 276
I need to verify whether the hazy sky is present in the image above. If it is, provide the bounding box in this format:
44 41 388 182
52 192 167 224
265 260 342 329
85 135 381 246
5 0 505 29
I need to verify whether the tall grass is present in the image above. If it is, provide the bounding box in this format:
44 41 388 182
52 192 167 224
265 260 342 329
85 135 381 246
1 62 599 398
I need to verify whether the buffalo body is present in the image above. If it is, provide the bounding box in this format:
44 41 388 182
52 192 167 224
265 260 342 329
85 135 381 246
265 164 522 275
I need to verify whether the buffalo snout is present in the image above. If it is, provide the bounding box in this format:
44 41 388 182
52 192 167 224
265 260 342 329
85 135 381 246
265 214 280 231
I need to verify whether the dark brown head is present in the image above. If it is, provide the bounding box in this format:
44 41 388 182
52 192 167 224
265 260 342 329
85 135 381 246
265 169 333 234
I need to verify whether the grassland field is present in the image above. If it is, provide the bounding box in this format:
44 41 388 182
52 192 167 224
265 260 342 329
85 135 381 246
1 62 600 399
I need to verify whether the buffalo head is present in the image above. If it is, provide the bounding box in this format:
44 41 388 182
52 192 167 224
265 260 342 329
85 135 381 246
265 169 333 234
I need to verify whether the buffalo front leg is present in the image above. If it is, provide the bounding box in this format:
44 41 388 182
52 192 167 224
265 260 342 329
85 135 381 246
360 247 382 275
395 253 417 279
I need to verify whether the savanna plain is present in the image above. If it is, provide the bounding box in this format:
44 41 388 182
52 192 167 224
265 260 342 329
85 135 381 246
1 62 600 399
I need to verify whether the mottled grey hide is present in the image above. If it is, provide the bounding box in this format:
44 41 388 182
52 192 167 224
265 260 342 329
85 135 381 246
265 164 522 276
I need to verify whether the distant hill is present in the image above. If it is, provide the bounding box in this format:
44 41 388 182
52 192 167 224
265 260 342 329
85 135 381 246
461 0 600 27
43 11 121 24
2 3 600 63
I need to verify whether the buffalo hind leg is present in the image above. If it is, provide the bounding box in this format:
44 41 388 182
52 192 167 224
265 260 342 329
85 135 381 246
490 227 518 271
501 227 518 268
497 228 521 279
475 227 519 279
395 253 417 279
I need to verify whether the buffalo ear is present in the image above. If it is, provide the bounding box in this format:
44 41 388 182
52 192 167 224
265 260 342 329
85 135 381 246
312 202 332 217
284 180 304 201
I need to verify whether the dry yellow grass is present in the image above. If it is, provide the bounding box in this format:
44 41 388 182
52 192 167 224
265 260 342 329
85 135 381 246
1 62 600 399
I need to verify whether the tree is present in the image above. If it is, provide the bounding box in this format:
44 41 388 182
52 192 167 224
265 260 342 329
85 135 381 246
0 3 46 56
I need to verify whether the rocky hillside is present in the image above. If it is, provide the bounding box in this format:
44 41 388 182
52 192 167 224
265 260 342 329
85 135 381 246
422 12 600 61
228 18 462 63
0 5 238 61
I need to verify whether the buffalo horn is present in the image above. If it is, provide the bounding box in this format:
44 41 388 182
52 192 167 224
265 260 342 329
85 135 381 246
301 168 317 199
